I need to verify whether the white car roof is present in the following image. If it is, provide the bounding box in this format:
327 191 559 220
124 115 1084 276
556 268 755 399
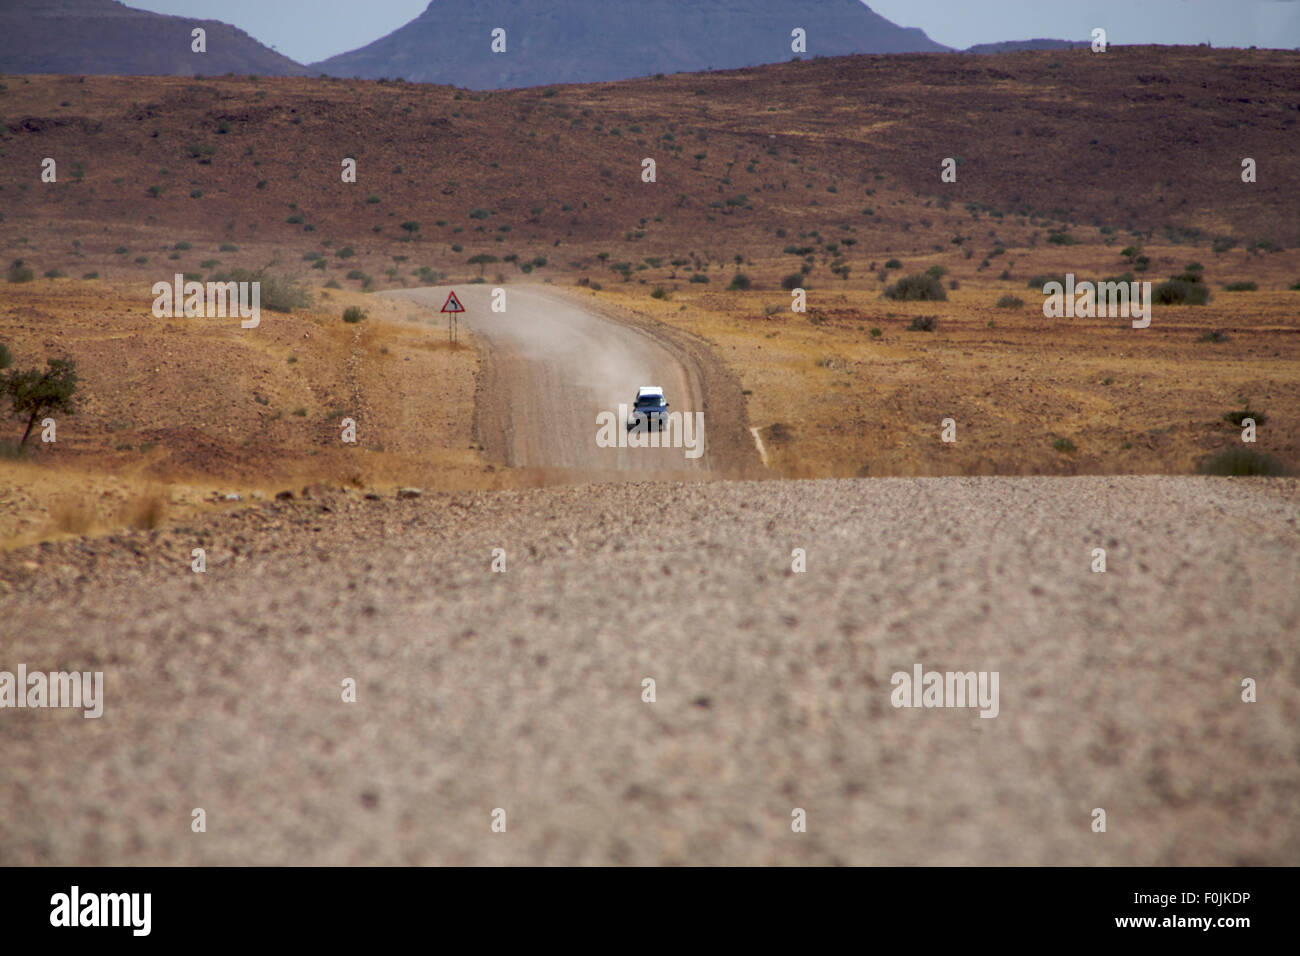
637 386 664 398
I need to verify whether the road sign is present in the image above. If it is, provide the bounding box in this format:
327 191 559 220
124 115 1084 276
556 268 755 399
441 290 465 313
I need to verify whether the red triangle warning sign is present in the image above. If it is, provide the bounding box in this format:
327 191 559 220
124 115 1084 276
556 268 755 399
441 291 465 313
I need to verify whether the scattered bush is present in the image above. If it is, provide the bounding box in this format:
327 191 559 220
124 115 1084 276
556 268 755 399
259 274 312 312
343 306 367 324
906 314 937 332
1198 448 1286 476
781 273 803 291
884 258 902 270
728 273 751 290
1224 281 1257 292
1223 405 1266 427
884 274 947 302
1052 437 1077 453
1152 278 1210 305
995 294 1024 308
6 263 35 283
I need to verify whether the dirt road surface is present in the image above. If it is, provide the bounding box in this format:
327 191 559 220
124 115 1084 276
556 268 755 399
385 285 755 479
2 476 1296 865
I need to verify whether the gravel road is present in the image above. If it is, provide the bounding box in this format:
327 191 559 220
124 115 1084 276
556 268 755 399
2 475 1296 865
384 285 756 479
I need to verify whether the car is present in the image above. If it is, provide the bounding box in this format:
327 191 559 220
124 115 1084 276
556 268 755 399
627 386 670 431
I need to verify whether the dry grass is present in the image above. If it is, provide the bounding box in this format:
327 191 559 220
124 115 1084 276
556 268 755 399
119 487 169 530
599 261 1300 478
48 494 99 536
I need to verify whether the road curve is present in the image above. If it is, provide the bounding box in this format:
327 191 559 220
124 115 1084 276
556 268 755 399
386 285 752 480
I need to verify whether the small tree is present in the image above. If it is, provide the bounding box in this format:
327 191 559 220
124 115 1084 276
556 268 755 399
468 254 499 277
6 356 78 447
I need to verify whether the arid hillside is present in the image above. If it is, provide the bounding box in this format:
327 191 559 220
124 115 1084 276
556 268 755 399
1 46 1297 275
0 48 1297 544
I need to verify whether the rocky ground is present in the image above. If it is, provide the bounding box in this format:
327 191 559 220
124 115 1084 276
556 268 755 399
2 475 1296 865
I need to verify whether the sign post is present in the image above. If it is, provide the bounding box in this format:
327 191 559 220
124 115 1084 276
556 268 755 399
441 290 464 346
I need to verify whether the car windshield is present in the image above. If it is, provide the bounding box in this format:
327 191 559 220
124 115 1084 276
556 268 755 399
635 395 665 407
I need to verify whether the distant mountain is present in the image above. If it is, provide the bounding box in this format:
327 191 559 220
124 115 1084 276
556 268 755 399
965 39 1093 55
0 0 307 76
311 0 950 89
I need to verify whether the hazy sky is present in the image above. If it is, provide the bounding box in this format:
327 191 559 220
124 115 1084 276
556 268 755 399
126 1 1300 64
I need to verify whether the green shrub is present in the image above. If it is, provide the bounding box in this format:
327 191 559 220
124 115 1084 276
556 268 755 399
1198 448 1286 476
728 273 751 290
7 263 35 283
343 306 367 323
884 258 902 270
260 274 312 312
869 328 882 338
1224 281 1257 292
884 274 947 302
220 243 238 252
650 287 668 300
689 274 709 284
781 273 803 291
1052 437 1077 453
996 294 1024 308
1027 274 1069 289
906 314 937 332
1152 279 1210 305
1223 405 1266 427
